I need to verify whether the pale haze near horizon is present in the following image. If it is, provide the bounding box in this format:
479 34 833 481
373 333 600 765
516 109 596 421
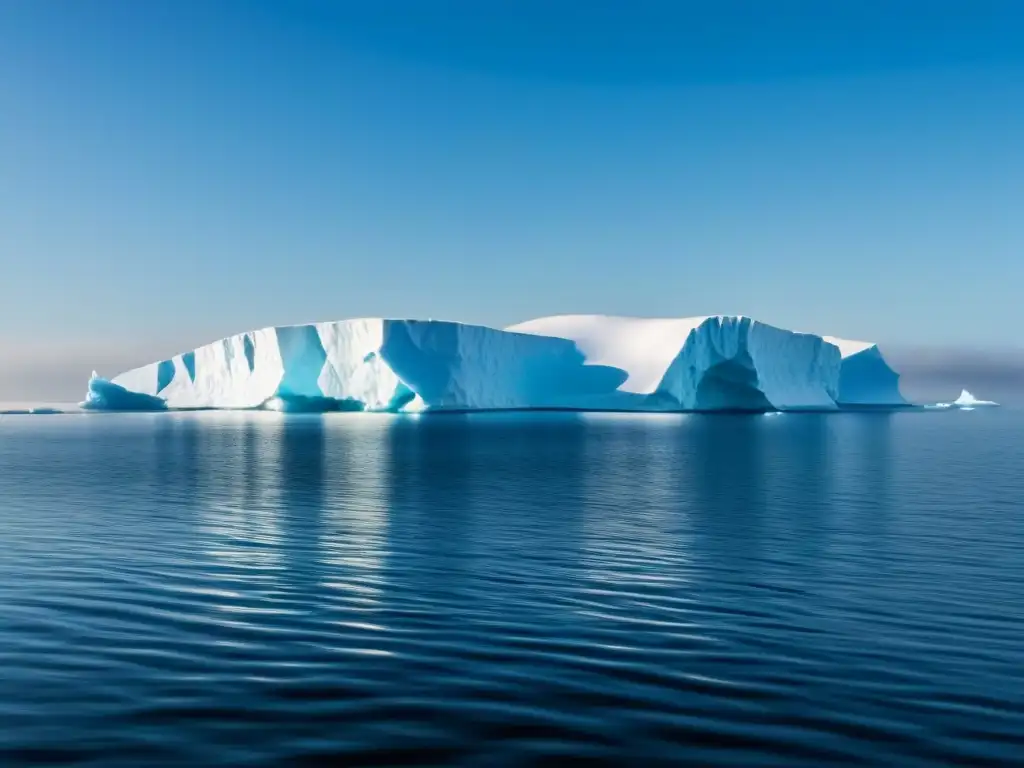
2 2 1022 403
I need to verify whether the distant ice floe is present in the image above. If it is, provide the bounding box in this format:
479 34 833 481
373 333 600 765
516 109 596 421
0 403 71 416
0 408 64 416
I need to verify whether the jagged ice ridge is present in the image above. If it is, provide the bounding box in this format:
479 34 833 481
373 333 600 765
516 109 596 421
82 315 909 413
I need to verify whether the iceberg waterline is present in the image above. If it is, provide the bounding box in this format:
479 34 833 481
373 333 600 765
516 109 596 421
82 315 911 414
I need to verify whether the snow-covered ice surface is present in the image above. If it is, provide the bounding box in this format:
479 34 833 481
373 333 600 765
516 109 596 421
81 315 913 414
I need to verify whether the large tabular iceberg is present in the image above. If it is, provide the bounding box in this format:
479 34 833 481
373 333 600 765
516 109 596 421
82 315 909 413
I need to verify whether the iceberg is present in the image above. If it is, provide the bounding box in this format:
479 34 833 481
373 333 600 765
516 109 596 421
83 372 168 411
81 315 909 413
923 389 999 410
951 389 999 408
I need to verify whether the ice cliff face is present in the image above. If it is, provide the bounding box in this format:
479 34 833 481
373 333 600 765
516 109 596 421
507 315 841 411
821 336 907 406
83 315 907 413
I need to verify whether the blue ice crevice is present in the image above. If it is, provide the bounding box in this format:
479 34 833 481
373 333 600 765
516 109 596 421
273 325 328 399
243 335 256 373
156 359 175 393
182 351 196 383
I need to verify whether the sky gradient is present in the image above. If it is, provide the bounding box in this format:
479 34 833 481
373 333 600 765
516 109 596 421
2 1 1023 400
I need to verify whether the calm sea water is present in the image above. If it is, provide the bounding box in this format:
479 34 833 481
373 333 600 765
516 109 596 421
1 409 1022 766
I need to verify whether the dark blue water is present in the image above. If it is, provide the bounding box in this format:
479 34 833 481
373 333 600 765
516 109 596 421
1 410 1023 766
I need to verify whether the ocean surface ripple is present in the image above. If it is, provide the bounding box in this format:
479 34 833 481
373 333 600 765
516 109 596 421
1 410 1022 765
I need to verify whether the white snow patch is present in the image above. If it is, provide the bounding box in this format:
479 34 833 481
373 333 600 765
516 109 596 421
508 315 712 394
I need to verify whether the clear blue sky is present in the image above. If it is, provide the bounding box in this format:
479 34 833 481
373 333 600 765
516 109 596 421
1 1 1023 396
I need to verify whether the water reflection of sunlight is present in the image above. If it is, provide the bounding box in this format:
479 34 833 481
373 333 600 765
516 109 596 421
827 412 895 585
579 414 694 589
762 414 834 577
318 415 389 615
197 414 285 616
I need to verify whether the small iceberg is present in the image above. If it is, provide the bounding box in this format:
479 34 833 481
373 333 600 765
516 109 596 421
81 372 168 411
952 389 999 408
927 389 999 410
